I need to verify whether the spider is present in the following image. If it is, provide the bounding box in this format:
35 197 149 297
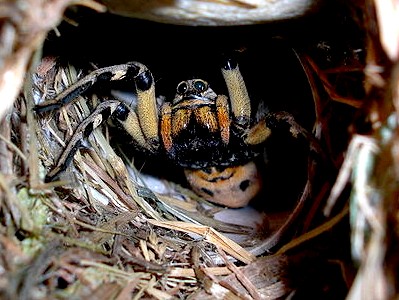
35 58 316 208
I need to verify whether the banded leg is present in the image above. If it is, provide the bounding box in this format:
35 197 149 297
45 98 158 182
98 62 161 150
35 61 160 151
34 62 144 112
221 59 251 127
45 100 121 182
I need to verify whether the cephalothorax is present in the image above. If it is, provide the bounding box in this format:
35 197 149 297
35 59 314 208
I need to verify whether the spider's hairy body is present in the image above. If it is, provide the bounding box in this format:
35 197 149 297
35 59 314 208
159 78 260 169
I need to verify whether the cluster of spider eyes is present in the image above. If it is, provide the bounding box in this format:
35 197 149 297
176 79 208 94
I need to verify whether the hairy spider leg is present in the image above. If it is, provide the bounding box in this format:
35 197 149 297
245 111 319 150
36 62 162 181
34 62 144 113
133 67 160 150
45 100 121 182
44 97 159 182
215 95 231 144
34 61 159 149
221 59 251 127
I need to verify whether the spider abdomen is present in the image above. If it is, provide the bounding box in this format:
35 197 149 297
184 161 262 208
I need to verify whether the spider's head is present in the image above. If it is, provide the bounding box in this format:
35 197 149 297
173 79 217 104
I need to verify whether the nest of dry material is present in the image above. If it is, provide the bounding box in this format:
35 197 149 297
1 0 398 299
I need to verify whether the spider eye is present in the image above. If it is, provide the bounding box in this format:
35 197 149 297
177 82 188 94
194 80 207 92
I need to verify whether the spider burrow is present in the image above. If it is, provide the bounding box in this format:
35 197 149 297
35 58 318 208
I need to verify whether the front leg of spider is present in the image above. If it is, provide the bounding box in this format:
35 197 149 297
36 62 160 182
35 62 143 112
112 63 160 152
